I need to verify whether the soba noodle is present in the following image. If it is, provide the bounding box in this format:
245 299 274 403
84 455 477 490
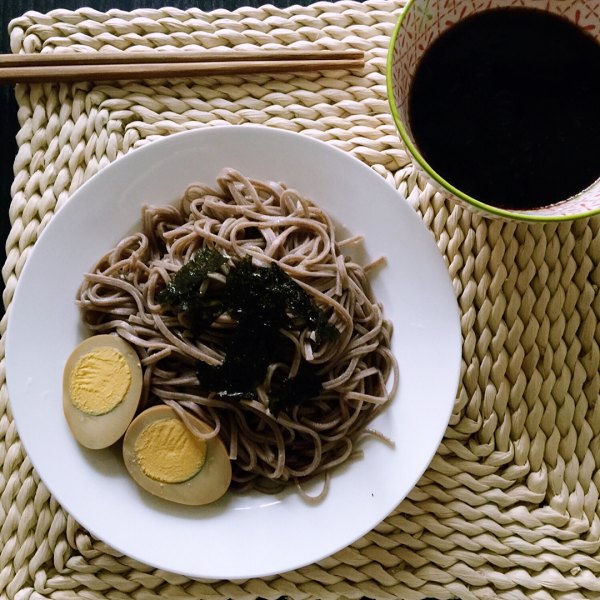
77 168 398 497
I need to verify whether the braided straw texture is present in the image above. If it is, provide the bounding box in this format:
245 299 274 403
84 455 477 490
2 1 600 598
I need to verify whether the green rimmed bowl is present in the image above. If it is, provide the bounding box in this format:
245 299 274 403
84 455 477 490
386 0 600 222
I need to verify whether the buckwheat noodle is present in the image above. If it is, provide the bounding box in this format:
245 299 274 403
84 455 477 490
77 168 398 499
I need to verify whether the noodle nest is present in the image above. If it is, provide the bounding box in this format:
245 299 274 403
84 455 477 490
77 168 398 497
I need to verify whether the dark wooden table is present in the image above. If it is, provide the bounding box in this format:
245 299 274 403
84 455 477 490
0 0 313 311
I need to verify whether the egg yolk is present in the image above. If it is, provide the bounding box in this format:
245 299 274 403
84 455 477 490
134 418 207 484
69 347 132 416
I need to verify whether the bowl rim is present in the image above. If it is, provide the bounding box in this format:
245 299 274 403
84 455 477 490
385 0 600 223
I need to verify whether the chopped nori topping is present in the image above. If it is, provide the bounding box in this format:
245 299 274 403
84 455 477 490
157 248 226 312
196 321 281 399
158 249 338 413
268 362 324 416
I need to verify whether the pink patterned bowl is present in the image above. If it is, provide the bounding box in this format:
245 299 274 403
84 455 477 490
386 0 600 222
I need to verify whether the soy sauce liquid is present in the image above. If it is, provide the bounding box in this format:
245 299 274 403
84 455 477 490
408 9 600 210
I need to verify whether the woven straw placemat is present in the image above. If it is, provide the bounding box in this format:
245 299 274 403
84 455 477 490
2 1 600 598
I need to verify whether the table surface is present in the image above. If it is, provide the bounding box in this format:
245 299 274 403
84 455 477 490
0 0 314 313
3 5 599 600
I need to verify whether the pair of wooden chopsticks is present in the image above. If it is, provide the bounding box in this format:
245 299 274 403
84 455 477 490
0 49 364 83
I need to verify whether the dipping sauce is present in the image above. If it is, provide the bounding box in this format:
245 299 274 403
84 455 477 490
408 8 600 211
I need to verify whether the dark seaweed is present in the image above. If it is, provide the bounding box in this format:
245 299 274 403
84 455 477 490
158 251 338 413
196 321 282 399
157 248 227 333
268 362 324 416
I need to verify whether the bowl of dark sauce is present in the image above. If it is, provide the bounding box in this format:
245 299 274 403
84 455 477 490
387 0 600 221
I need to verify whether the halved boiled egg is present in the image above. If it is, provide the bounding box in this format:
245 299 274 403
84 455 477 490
63 334 143 449
122 405 232 506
